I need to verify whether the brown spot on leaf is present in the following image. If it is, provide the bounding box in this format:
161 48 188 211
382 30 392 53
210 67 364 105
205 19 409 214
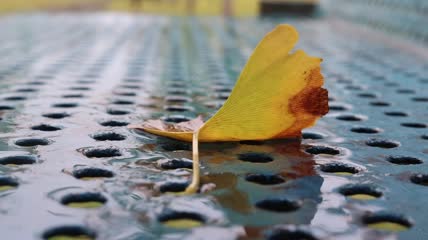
274 67 329 139
290 87 329 115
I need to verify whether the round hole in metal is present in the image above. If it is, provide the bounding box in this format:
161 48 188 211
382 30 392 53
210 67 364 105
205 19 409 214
212 86 232 93
160 159 193 170
53 103 78 108
72 168 114 180
0 105 14 110
27 81 45 85
339 185 382 200
42 225 96 240
36 75 53 79
111 99 134 105
15 88 37 93
167 89 188 95
329 104 349 111
168 82 187 88
99 120 129 127
357 93 377 98
400 122 427 128
158 211 205 228
165 96 192 103
337 78 352 84
123 78 142 83
362 213 412 232
384 111 408 117
31 124 61 132
255 198 301 212
61 94 85 98
159 182 189 193
320 163 360 175
106 108 130 115
121 84 141 89
370 101 391 107
345 85 363 91
410 174 428 186
302 132 324 140
351 127 381 134
215 93 230 100
384 82 399 87
412 97 428 102
15 138 50 147
115 92 137 97
366 139 399 149
305 146 340 155
161 115 191 123
60 192 107 208
4 96 26 101
164 105 194 112
336 115 364 121
265 228 318 240
386 156 423 165
245 174 285 185
0 177 19 191
396 89 415 94
76 80 96 84
0 155 37 165
42 112 70 119
81 147 122 158
91 132 126 141
69 86 91 91
238 152 274 163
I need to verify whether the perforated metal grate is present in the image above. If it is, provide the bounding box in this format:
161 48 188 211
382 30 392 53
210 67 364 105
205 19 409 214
0 13 427 240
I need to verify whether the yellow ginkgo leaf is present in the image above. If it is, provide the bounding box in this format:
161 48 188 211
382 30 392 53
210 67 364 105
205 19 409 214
131 24 328 194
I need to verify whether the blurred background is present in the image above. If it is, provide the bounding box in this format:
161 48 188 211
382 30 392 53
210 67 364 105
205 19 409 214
0 0 297 16
1 0 427 44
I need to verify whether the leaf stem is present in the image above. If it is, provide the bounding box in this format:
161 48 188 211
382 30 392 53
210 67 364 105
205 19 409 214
184 131 200 194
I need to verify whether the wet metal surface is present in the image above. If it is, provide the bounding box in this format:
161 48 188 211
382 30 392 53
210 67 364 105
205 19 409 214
0 13 427 240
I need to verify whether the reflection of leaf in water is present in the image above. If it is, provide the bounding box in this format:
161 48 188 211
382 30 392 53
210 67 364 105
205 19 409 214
284 159 317 179
207 155 235 164
215 189 252 214
202 173 252 214
271 140 317 178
